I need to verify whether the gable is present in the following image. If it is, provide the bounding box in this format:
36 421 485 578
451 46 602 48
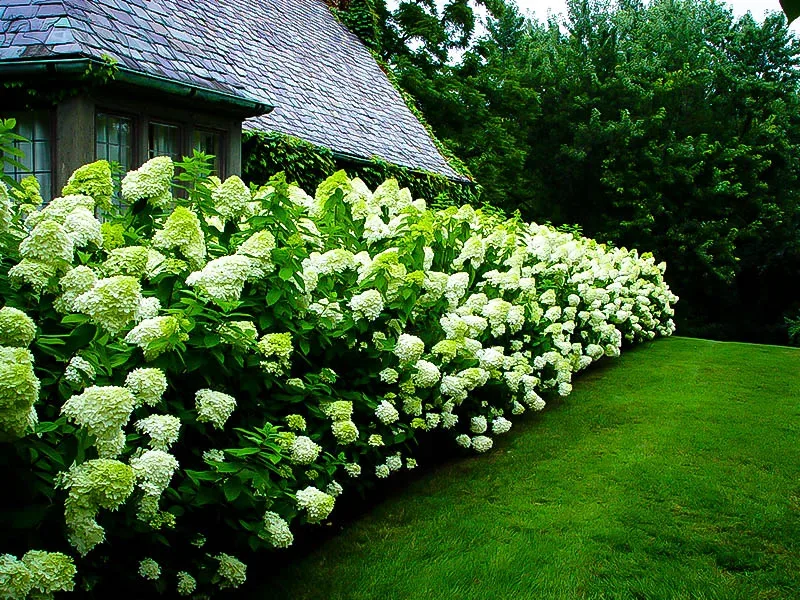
0 0 462 179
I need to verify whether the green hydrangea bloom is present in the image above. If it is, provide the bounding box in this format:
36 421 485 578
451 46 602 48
7 259 60 291
212 175 251 222
235 230 275 278
25 194 94 229
121 156 174 208
100 222 126 251
153 206 206 268
331 420 359 444
0 553 33 600
215 553 247 589
55 266 97 313
295 486 335 524
102 246 149 277
62 160 113 211
61 386 136 458
21 550 77 598
176 571 196 596
257 332 293 375
61 459 135 555
72 276 143 334
138 558 160 581
125 316 187 360
322 400 353 422
0 346 40 442
0 306 36 347
19 220 74 265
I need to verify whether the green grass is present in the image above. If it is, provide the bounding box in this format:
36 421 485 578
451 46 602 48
261 337 800 600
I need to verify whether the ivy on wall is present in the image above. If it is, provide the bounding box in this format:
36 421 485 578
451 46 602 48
326 0 383 53
242 130 481 207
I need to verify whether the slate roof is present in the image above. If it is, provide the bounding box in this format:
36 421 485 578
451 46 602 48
0 0 463 179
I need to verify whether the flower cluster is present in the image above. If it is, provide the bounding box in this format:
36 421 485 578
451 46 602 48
0 551 76 599
121 156 173 208
195 389 237 430
295 486 336 523
60 459 135 555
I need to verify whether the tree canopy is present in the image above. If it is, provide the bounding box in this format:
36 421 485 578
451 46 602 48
337 0 800 343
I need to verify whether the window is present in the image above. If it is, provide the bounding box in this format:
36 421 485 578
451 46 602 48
96 112 133 173
149 122 181 160
193 129 223 174
3 110 53 202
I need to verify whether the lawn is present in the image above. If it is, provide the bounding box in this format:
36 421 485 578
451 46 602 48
258 337 800 600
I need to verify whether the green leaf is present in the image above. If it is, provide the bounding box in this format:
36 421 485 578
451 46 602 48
266 288 282 306
279 266 295 281
223 477 244 502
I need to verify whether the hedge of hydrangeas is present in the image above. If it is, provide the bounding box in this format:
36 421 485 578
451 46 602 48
0 156 677 598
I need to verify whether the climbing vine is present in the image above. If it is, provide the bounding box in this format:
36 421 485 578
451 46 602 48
242 130 481 208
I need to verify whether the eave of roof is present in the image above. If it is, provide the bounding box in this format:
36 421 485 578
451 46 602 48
0 54 272 118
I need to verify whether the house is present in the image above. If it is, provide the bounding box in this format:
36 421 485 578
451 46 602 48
0 0 463 201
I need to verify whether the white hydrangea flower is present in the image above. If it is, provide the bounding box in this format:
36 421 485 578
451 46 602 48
61 386 136 458
290 436 321 464
211 175 251 222
235 230 276 278
261 511 294 548
152 206 206 268
64 356 95 387
470 416 488 434
295 486 335 523
455 434 471 448
130 450 178 496
386 454 403 471
203 449 225 463
367 434 384 447
375 400 399 425
445 272 469 307
472 435 494 453
348 289 384 321
186 255 254 304
135 414 181 451
441 411 459 429
215 553 247 589
332 420 359 444
393 334 425 364
122 157 173 207
412 359 441 388
344 463 361 477
322 481 342 498
137 297 161 321
379 368 398 384
375 464 390 479
125 368 168 407
492 417 512 434
125 316 186 360
195 389 237 430
73 276 143 334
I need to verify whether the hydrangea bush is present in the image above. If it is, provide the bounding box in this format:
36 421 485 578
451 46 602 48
0 156 677 597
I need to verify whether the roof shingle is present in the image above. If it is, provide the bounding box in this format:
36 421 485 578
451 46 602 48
0 0 462 179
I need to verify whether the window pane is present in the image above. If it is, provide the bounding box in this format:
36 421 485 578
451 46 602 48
193 129 222 174
149 123 181 160
96 112 132 173
4 110 53 202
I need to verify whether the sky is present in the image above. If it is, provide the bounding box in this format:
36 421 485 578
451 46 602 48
515 0 799 31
